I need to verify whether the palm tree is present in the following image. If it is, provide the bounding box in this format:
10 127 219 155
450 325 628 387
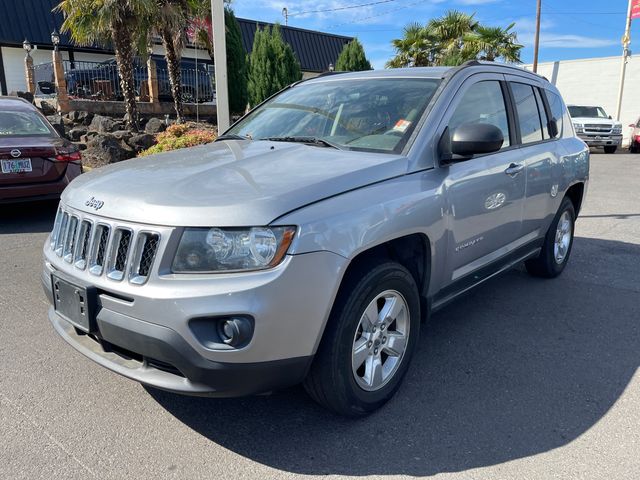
150 0 191 123
387 10 523 68
426 10 478 65
464 23 523 63
56 0 155 131
386 23 438 68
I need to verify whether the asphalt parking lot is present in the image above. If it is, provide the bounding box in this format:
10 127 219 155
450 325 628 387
1 152 638 480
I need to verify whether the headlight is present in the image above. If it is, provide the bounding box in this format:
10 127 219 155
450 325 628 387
172 226 296 273
573 122 584 133
612 125 622 134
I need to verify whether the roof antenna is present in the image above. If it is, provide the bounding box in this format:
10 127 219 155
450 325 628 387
282 7 288 26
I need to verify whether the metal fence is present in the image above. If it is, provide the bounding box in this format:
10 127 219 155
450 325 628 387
33 62 55 96
156 66 215 103
54 59 215 103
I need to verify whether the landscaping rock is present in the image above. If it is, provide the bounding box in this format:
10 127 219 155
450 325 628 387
89 115 118 133
112 130 133 142
73 142 87 151
39 102 56 116
80 131 99 143
68 127 88 142
46 114 64 126
77 111 94 126
145 117 166 134
127 133 156 152
83 134 135 167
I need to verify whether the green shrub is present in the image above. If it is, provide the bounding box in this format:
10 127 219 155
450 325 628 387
140 124 216 156
335 39 372 72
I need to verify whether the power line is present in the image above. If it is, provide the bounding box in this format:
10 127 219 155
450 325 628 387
288 0 399 17
325 0 431 29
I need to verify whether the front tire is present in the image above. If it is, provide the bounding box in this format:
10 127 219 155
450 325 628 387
304 262 421 416
604 146 617 154
525 197 576 278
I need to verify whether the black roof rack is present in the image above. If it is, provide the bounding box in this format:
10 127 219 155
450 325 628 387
457 59 549 81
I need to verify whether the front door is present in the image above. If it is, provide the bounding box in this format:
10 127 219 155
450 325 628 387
440 75 527 283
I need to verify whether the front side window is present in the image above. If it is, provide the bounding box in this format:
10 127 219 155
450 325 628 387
227 78 441 154
448 80 511 149
0 111 55 137
511 83 544 144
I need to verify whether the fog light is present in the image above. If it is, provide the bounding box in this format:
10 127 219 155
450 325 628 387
217 317 252 347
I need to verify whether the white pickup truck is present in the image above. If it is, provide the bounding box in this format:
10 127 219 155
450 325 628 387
568 105 623 154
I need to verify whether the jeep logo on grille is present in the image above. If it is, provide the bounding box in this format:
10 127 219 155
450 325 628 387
85 197 104 211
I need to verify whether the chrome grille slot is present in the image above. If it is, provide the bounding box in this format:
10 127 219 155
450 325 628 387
106 229 132 281
63 216 79 263
130 233 160 285
50 206 162 285
74 220 93 270
55 212 69 256
50 208 63 249
89 224 110 276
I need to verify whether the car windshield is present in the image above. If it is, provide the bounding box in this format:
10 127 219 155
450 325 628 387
227 77 441 154
0 111 55 137
568 106 609 119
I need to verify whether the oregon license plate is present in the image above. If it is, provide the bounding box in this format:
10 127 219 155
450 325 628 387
52 274 97 333
1 158 32 173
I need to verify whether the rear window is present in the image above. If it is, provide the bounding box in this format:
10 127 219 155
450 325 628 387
0 111 55 137
545 91 564 137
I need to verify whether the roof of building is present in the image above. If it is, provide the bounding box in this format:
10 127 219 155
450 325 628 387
236 18 352 73
0 1 353 73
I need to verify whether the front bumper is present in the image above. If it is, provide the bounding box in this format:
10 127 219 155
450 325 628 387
43 248 348 396
577 134 622 147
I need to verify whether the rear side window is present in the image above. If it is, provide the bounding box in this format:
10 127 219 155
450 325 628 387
511 83 544 144
545 90 564 137
533 88 549 139
448 80 510 148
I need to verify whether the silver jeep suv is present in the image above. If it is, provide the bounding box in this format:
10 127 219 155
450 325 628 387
42 62 589 416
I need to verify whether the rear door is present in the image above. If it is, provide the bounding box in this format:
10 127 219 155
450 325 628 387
439 74 527 283
505 76 565 236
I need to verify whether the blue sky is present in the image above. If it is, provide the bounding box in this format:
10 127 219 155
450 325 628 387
231 0 640 69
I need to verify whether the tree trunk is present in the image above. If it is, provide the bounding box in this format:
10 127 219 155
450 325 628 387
112 22 138 132
161 29 184 123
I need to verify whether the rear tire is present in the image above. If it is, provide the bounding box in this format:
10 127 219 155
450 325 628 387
604 146 617 154
304 262 421 417
525 197 576 278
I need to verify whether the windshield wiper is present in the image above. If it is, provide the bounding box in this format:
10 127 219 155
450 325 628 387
216 133 251 141
260 136 343 150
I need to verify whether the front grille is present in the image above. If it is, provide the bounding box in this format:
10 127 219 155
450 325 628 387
50 206 161 285
584 124 612 134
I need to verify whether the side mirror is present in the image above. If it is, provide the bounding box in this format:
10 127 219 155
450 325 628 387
446 123 504 159
630 124 636 128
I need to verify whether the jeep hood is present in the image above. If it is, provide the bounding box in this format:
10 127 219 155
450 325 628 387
62 140 408 226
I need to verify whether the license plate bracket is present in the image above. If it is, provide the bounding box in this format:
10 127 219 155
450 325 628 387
1 158 32 174
51 274 98 333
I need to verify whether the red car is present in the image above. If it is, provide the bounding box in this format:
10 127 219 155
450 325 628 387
629 117 640 153
0 97 82 203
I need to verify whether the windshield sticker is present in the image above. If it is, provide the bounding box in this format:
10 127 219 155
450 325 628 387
393 119 412 133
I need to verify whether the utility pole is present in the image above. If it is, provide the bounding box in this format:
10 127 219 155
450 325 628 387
211 0 230 132
282 7 289 26
615 0 634 121
532 0 542 73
